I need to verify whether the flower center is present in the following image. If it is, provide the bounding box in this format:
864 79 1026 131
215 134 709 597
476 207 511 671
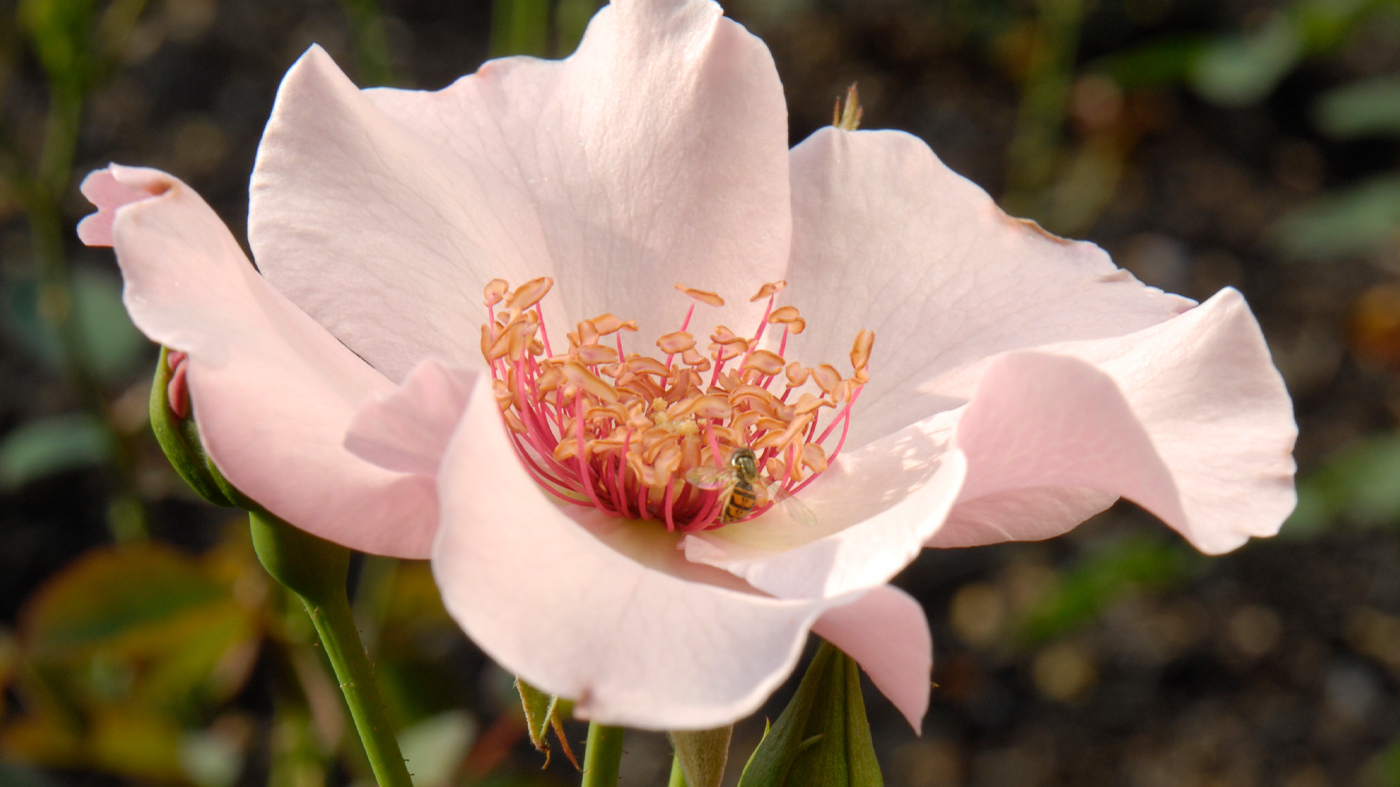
480 278 872 532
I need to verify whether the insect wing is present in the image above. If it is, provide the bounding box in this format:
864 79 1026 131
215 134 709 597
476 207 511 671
762 482 818 528
686 465 737 491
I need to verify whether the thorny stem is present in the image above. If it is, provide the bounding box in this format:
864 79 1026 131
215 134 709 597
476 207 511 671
249 511 413 787
580 722 625 787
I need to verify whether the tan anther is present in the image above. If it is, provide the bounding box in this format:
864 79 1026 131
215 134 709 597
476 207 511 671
578 345 618 366
503 410 529 434
484 278 509 307
563 361 619 403
851 329 874 371
675 284 726 307
768 306 807 334
750 281 787 302
507 277 554 315
709 425 741 446
590 314 638 335
480 325 494 361
765 458 786 480
486 318 528 360
728 384 779 410
577 318 601 347
753 414 813 452
535 363 564 394
742 350 786 377
793 392 833 415
586 403 629 424
712 342 746 362
553 439 580 463
681 349 712 371
812 364 842 395
785 362 811 387
493 379 513 410
627 413 654 432
731 410 763 433
657 331 696 355
627 356 671 378
680 394 732 420
801 444 829 473
752 416 790 435
709 326 748 347
853 368 870 384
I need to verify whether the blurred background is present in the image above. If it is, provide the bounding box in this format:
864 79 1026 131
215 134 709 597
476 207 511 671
1 0 1399 785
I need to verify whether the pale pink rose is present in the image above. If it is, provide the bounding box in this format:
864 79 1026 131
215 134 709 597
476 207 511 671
80 0 1294 732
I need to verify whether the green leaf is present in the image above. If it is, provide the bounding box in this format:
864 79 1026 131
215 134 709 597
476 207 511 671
1315 75 1400 138
1190 13 1301 106
22 544 225 657
1286 433 1400 532
1088 35 1208 90
1272 176 1400 260
4 268 151 383
0 411 111 489
398 710 477 787
1015 537 1197 648
737 642 882 787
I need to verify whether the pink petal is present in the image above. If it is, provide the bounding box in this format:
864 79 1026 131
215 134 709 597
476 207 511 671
346 359 483 476
683 420 967 600
250 0 790 382
91 164 437 558
811 585 932 732
77 168 161 246
928 487 1116 548
432 367 859 730
943 290 1296 553
782 128 1192 448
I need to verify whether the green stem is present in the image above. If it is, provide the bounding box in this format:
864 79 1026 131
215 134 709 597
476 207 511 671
249 510 413 787
580 722 625 787
668 753 688 787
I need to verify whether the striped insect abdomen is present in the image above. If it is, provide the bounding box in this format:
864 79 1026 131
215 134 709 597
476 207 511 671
722 481 758 523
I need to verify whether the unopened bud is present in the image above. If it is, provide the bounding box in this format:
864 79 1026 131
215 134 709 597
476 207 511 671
149 346 239 507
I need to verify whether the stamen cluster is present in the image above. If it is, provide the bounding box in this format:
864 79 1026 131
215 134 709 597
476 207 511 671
480 278 872 532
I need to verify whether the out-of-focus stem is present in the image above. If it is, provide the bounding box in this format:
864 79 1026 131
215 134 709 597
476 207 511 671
580 722 625 787
336 0 396 86
1003 0 1084 220
26 87 147 542
250 511 413 787
491 0 551 57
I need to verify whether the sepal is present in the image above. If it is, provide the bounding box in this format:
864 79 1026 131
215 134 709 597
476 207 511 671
737 640 882 787
149 346 238 507
516 677 579 769
669 725 733 787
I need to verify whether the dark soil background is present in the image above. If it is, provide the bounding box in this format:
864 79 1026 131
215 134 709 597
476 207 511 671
2 1 1400 786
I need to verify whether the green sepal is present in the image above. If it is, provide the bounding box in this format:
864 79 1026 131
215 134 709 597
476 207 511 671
736 641 883 787
514 677 578 769
248 509 351 604
668 725 733 787
149 346 236 507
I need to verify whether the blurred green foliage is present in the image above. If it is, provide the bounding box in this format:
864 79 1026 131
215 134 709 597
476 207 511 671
1014 536 1199 649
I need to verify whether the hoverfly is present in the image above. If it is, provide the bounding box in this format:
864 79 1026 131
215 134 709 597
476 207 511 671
685 446 817 526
